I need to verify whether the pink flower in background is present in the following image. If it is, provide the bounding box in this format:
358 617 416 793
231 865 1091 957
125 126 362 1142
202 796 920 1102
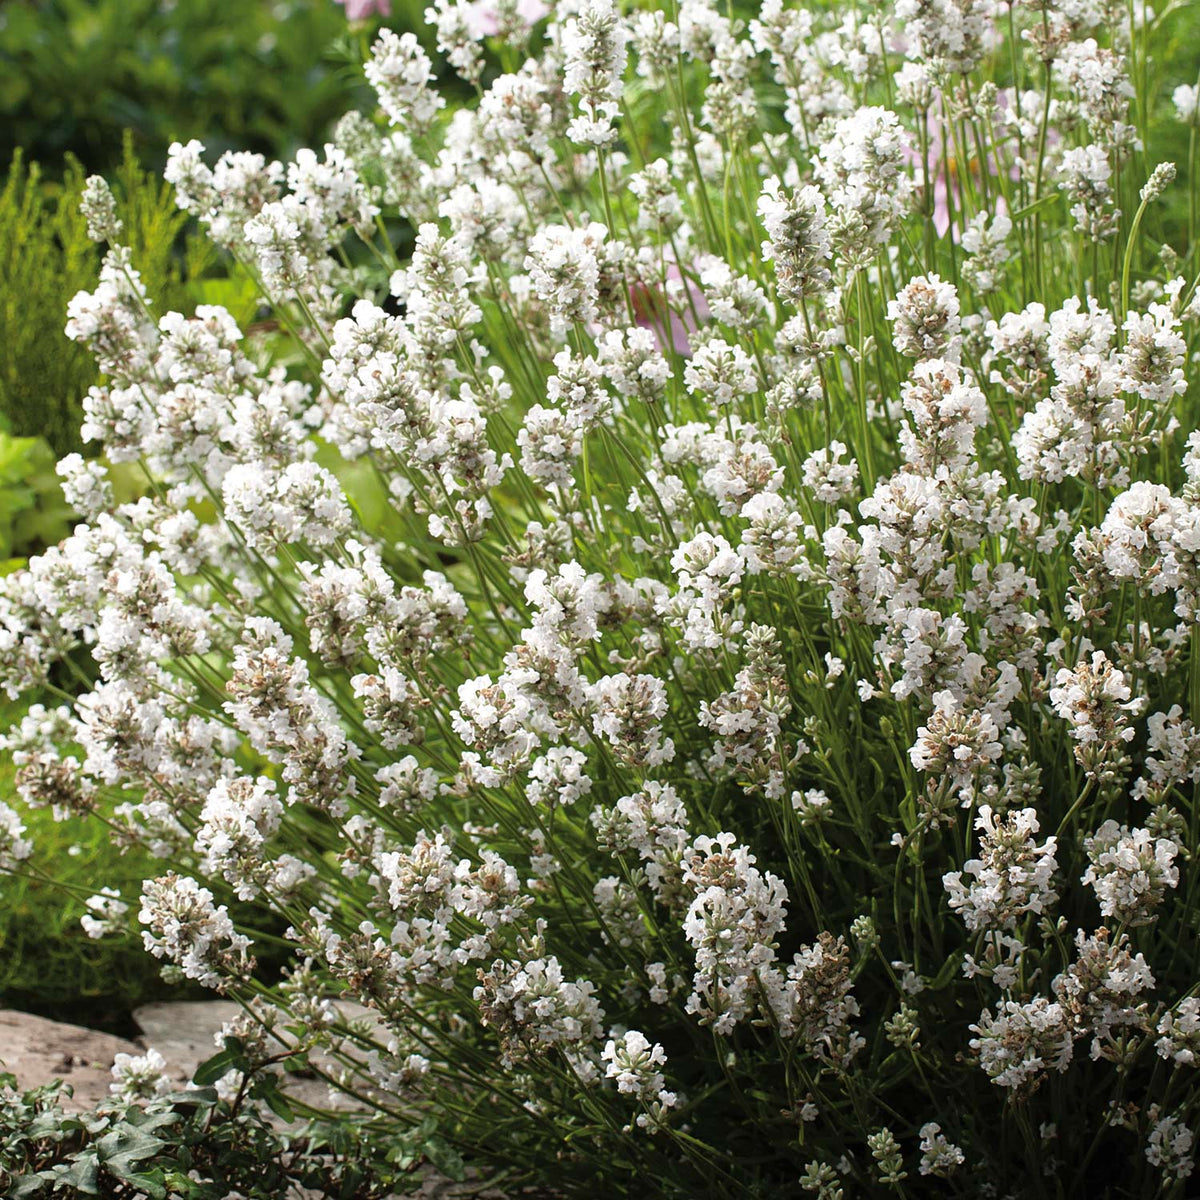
335 0 391 18
632 263 709 357
906 121 1007 242
903 88 1034 241
337 0 543 34
465 0 549 37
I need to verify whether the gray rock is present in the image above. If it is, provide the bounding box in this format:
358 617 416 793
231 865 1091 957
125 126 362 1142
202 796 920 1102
0 1009 141 1112
132 997 385 1094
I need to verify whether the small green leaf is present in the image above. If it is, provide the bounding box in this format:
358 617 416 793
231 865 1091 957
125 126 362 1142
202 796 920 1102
55 1153 100 1194
421 1135 465 1181
192 1048 239 1086
251 1076 295 1124
110 1168 168 1199
9 1176 47 1199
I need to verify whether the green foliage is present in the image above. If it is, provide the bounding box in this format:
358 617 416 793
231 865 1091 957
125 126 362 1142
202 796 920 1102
0 812 169 1022
0 435 73 569
0 0 386 178
0 139 214 459
0 152 100 457
0 1047 459 1200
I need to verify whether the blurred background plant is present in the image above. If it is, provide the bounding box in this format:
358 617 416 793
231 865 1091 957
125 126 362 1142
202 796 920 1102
0 0 389 179
0 438 73 573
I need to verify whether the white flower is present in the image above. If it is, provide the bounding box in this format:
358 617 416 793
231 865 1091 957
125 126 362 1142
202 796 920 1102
1058 144 1120 241
1049 651 1142 777
590 672 675 769
681 832 789 1033
943 806 1059 932
970 997 1073 1090
758 178 831 302
81 887 129 939
887 274 961 361
602 1029 667 1098
918 1123 965 1177
1147 1113 1195 1181
1174 84 1200 125
475 954 604 1064
109 1048 170 1103
1081 821 1178 926
898 358 987 471
815 106 913 252
562 0 629 147
802 442 859 504
365 29 443 132
684 338 758 407
525 223 607 330
80 176 123 244
138 874 253 990
1157 998 1200 1066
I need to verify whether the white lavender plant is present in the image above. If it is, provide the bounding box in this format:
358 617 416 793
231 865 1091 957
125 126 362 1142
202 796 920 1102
3 0 1200 1195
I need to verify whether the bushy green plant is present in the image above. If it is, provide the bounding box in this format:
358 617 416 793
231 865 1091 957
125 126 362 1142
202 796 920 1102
0 811 174 1024
0 141 214 458
8 2 1200 1198
0 153 100 457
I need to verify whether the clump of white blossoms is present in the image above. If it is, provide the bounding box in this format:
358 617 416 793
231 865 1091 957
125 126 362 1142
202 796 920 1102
3 0 1200 1194
1081 820 1179 926
943 806 1059 932
109 1047 170 1104
601 1029 679 1130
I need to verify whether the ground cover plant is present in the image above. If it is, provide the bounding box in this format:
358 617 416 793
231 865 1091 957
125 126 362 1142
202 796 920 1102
3 0 1200 1195
0 1058 460 1198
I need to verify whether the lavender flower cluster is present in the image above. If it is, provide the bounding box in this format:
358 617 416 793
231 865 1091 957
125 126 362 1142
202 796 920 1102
3 0 1200 1193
